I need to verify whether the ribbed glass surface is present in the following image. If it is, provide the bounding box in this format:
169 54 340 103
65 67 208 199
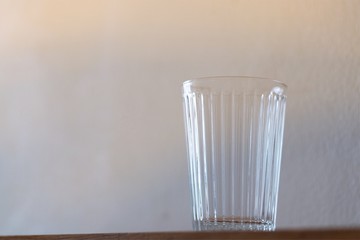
182 77 287 231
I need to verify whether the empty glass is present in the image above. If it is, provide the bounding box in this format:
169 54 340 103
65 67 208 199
182 76 287 231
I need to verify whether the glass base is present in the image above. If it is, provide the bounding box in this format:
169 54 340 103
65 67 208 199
193 218 275 231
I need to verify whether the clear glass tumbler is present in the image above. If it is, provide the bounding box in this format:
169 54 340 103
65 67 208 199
182 76 287 231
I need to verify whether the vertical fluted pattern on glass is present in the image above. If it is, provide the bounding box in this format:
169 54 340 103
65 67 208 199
183 86 286 231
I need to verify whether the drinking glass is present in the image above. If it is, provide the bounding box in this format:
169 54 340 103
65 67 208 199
182 76 287 231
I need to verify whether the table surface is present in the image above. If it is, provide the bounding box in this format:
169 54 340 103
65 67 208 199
1 229 360 240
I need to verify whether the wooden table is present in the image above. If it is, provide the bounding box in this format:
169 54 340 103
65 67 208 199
1 229 360 239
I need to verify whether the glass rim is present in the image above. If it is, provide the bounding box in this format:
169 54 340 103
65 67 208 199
183 76 287 89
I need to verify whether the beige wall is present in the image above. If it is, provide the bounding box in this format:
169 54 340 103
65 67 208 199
0 0 359 234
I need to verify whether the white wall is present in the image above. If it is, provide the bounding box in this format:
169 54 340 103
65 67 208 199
0 0 359 235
